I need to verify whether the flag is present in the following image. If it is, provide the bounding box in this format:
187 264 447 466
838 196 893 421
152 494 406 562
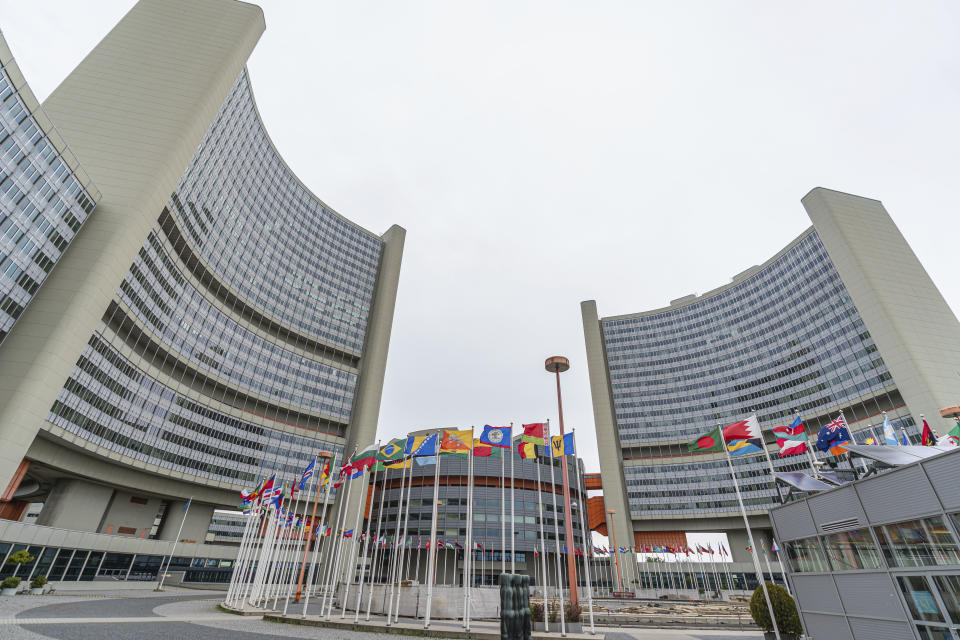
772 416 808 457
440 429 473 454
883 415 899 446
479 425 511 448
380 458 412 470
688 427 724 453
261 476 281 500
816 415 852 455
352 446 378 472
473 438 500 458
378 439 406 462
405 432 439 457
298 458 316 491
517 441 537 459
547 432 575 457
942 420 960 447
724 415 763 457
415 455 437 466
521 422 546 445
921 419 936 446
772 540 781 553
343 529 354 538
318 460 331 486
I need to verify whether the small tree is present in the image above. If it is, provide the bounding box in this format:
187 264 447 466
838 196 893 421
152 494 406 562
530 602 544 622
750 582 802 636
30 575 47 590
6 550 34 567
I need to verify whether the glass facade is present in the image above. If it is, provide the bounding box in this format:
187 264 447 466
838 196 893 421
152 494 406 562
0 45 100 344
41 69 381 490
602 230 915 518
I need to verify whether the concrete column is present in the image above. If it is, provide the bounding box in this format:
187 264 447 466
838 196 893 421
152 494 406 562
336 224 405 578
157 500 214 543
580 300 635 562
99 491 164 536
35 479 113 531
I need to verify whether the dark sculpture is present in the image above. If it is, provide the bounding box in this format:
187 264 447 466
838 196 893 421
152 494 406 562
499 573 531 640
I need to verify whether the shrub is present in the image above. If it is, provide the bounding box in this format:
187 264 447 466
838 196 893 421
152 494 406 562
750 582 802 635
5 550 34 567
564 602 582 622
530 602 544 622
548 604 559 623
1 577 21 590
30 575 47 589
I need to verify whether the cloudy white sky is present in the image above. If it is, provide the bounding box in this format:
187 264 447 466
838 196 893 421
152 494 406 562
2 1 958 473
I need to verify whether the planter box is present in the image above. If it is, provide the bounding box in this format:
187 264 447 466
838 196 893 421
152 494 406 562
30 588 43 595
1 588 16 596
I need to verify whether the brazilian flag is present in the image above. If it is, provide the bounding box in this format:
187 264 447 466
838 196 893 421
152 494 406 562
378 438 405 462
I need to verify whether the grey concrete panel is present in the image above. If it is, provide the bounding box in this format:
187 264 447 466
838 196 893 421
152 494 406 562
807 486 867 533
834 572 909 621
800 612 854 640
770 501 817 541
35 479 113 531
855 464 939 524
793 574 845 614
922 452 960 511
846 616 915 640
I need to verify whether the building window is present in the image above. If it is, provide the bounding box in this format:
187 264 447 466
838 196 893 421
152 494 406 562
783 537 828 572
932 575 960 625
897 575 945 623
874 516 960 567
822 529 883 571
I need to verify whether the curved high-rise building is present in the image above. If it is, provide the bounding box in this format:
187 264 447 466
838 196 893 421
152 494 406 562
583 188 960 561
0 0 404 545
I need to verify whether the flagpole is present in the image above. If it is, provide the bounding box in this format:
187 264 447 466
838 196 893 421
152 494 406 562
547 421 566 637
571 430 595 634
297 453 330 602
794 411 819 477
342 463 367 617
722 426 780 640
367 461 389 620
750 411 783 505
392 451 416 623
354 447 380 622
284 464 316 614
424 442 443 629
385 453 410 626
227 499 257 607
278 480 307 609
249 505 277 606
226 498 258 606
156 495 193 592
324 469 352 619
534 446 549 632
772 542 790 595
501 437 507 576
510 422 516 574
463 437 474 630
302 452 338 617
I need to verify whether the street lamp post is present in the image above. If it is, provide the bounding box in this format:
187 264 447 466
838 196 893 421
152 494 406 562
545 355 579 609
606 509 623 592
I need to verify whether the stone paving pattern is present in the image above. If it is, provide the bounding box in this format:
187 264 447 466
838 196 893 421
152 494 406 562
0 590 762 640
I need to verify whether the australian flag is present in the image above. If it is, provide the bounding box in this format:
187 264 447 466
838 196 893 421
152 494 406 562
816 416 852 455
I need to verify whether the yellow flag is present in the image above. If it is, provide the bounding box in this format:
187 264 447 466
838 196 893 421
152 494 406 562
441 429 473 453
551 435 564 457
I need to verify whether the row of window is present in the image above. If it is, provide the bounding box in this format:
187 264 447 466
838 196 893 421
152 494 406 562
784 514 960 573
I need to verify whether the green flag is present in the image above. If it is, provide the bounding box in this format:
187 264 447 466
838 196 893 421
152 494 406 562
947 420 960 447
377 438 406 462
688 426 724 453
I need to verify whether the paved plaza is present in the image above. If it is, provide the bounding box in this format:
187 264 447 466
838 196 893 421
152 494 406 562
0 589 763 640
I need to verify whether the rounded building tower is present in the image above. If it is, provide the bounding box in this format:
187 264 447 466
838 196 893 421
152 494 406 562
0 0 404 548
582 188 960 566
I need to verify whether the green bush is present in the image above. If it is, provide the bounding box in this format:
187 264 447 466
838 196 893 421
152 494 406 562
750 582 802 635
30 575 47 589
5 550 34 567
1 576 21 590
531 602 545 622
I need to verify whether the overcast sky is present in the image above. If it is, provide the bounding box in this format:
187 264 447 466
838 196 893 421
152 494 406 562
2 1 959 473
